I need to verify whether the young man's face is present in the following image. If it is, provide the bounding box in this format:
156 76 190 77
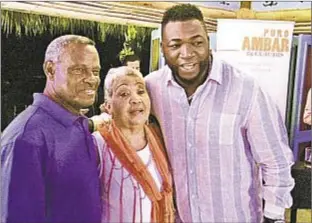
52 43 101 113
162 19 210 87
126 60 140 71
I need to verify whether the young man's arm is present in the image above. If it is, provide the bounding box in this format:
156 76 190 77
246 85 295 221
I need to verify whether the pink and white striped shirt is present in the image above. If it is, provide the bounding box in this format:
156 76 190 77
145 58 295 223
92 131 163 223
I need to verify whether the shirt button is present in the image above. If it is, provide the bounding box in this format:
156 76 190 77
190 170 194 174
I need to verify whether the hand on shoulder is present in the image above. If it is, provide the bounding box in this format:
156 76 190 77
89 113 112 132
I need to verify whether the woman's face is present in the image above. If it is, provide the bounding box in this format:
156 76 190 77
108 75 151 130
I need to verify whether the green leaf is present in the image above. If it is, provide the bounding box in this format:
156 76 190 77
2 9 156 62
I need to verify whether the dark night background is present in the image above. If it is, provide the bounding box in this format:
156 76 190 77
1 28 152 131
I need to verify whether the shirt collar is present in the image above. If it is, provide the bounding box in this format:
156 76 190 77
165 55 223 87
207 55 223 85
163 65 174 86
32 93 85 127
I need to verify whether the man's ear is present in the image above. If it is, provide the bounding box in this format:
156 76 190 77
43 61 56 81
160 41 164 54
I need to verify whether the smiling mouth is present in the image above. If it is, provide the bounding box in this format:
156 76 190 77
180 63 197 70
129 109 144 115
84 90 95 96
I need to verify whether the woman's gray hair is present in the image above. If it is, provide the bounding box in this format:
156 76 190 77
104 66 143 100
44 35 95 63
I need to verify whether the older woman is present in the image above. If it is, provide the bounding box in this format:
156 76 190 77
93 66 174 223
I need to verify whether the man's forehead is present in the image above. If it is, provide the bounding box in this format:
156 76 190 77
59 44 99 63
163 20 206 37
61 43 96 55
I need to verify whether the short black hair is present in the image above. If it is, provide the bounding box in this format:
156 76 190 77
122 54 140 66
161 4 205 31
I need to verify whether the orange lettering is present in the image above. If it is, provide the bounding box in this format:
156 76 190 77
263 38 271 51
271 38 281 52
242 37 250 50
251 37 263 51
264 29 269 37
281 38 289 52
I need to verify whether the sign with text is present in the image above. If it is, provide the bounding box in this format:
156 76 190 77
216 19 294 121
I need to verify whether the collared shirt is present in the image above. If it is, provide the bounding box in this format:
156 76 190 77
145 59 294 223
1 93 101 223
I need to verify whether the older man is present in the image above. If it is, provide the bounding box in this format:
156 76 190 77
1 35 102 223
145 4 294 223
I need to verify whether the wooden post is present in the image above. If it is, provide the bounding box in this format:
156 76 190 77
237 1 255 19
240 1 252 9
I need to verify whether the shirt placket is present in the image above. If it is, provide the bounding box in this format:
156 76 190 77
180 90 201 223
76 117 93 159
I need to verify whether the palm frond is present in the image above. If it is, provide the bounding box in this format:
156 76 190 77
1 10 156 42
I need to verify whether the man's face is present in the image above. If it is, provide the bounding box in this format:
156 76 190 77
126 60 140 71
53 43 101 112
162 19 210 86
108 75 150 129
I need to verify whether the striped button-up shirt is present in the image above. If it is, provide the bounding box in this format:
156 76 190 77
93 132 162 223
145 59 294 223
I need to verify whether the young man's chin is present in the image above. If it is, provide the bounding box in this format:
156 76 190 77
176 73 200 85
177 69 200 81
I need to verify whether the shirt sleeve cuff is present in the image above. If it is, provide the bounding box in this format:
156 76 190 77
264 203 285 220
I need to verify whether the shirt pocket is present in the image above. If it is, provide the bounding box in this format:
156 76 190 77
218 113 240 145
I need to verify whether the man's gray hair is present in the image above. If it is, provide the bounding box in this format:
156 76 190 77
104 66 143 100
44 34 95 62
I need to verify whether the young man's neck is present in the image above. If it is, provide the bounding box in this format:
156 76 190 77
180 57 213 98
177 69 209 98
